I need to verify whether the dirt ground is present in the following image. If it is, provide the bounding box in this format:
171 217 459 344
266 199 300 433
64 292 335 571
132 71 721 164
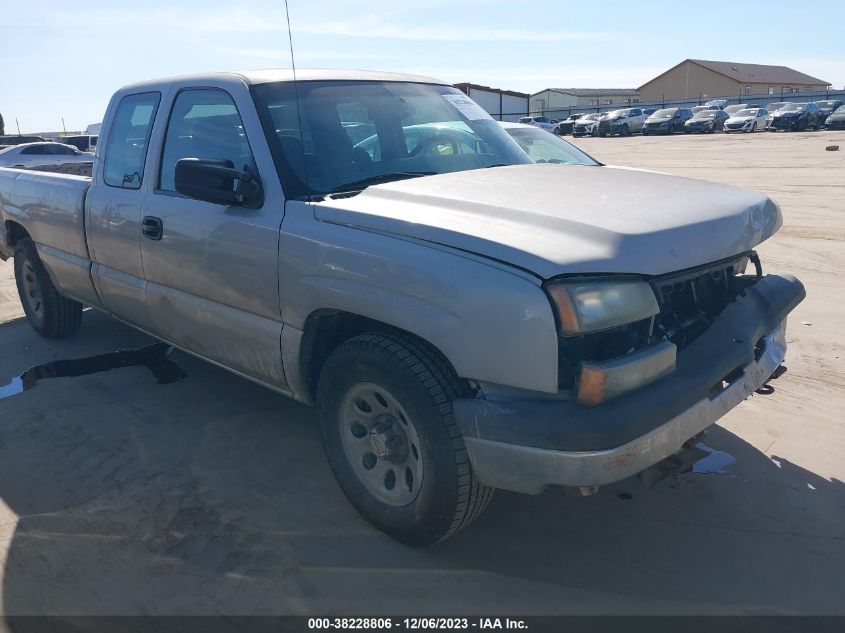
0 130 843 616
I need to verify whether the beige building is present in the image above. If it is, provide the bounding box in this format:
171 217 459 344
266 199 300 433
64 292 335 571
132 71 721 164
638 59 830 102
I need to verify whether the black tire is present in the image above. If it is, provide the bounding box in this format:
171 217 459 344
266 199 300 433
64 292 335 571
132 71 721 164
621 124 630 136
14 238 82 338
317 332 494 546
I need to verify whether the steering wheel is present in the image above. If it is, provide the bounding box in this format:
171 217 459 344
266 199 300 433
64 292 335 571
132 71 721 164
408 133 458 157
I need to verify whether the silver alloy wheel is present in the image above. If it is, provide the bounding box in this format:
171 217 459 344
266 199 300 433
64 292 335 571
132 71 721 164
21 261 44 318
339 382 424 506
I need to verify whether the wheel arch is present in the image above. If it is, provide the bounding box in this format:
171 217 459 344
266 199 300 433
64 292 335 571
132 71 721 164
297 309 464 404
4 219 30 246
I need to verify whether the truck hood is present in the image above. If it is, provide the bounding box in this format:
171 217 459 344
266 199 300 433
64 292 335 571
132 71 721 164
314 164 782 278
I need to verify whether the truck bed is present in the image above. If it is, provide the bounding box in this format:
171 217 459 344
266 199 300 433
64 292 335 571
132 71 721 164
0 167 97 305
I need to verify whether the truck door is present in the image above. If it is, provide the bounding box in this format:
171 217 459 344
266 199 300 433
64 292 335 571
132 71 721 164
139 87 287 389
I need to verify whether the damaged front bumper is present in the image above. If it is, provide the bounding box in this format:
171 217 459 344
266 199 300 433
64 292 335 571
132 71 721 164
454 274 805 494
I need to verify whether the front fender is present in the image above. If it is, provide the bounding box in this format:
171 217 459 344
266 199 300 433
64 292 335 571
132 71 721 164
279 202 560 395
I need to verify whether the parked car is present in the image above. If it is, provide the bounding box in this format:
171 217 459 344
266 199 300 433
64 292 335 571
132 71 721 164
684 109 729 133
60 134 98 153
824 104 845 130
596 108 646 136
723 103 760 116
704 99 728 108
555 113 587 136
0 135 47 146
0 142 95 169
723 108 769 133
817 100 844 126
354 122 482 160
768 102 822 131
765 102 793 128
499 122 599 164
571 112 604 137
517 116 558 133
0 69 805 545
691 105 720 114
642 107 693 135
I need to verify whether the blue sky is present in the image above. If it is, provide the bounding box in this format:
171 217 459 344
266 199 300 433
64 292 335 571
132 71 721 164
2 0 843 133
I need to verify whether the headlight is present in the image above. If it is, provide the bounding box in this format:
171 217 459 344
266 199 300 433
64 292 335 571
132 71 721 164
545 280 660 335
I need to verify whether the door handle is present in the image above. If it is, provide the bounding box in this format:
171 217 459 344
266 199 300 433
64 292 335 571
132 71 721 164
141 216 163 241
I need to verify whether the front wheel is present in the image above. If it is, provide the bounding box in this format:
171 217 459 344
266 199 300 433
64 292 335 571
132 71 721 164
621 124 630 136
14 238 82 338
317 333 494 546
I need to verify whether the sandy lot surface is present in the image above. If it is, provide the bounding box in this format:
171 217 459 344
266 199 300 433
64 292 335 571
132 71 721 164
0 130 843 616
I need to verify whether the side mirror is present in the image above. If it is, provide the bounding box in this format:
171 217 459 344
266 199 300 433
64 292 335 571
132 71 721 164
174 158 261 206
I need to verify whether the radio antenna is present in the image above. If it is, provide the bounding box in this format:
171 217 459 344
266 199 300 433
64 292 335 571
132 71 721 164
283 0 297 81
283 0 312 199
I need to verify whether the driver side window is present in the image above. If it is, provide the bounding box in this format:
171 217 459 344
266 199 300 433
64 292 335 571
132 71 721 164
159 88 256 192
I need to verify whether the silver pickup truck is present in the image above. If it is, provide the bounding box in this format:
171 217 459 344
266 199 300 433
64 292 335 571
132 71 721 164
0 69 805 545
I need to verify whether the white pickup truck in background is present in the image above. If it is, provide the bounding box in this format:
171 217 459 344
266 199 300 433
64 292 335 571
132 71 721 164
0 69 805 545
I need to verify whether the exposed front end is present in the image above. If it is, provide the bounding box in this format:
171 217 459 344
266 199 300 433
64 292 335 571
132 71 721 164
454 254 805 495
572 122 597 137
768 114 801 131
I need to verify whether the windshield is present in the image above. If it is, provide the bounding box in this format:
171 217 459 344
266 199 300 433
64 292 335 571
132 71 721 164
608 110 626 118
504 127 598 166
818 101 838 108
780 104 804 112
252 81 531 198
652 108 676 118
735 109 758 117
694 111 718 119
835 106 845 114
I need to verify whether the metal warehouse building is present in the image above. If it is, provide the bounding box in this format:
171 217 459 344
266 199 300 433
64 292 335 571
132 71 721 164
453 83 529 122
638 59 831 102
529 88 640 118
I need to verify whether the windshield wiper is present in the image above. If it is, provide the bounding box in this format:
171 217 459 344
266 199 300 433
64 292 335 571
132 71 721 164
330 171 436 195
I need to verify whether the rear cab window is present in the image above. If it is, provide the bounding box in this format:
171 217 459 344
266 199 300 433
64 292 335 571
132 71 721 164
103 92 161 189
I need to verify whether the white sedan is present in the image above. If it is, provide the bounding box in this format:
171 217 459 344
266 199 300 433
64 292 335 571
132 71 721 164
0 142 95 169
499 122 598 165
517 116 559 133
723 108 769 133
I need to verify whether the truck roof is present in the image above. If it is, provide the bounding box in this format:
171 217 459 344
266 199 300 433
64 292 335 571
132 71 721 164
120 68 447 92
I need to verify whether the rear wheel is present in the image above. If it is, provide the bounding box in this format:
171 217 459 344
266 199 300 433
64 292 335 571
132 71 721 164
317 333 494 545
14 238 82 338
